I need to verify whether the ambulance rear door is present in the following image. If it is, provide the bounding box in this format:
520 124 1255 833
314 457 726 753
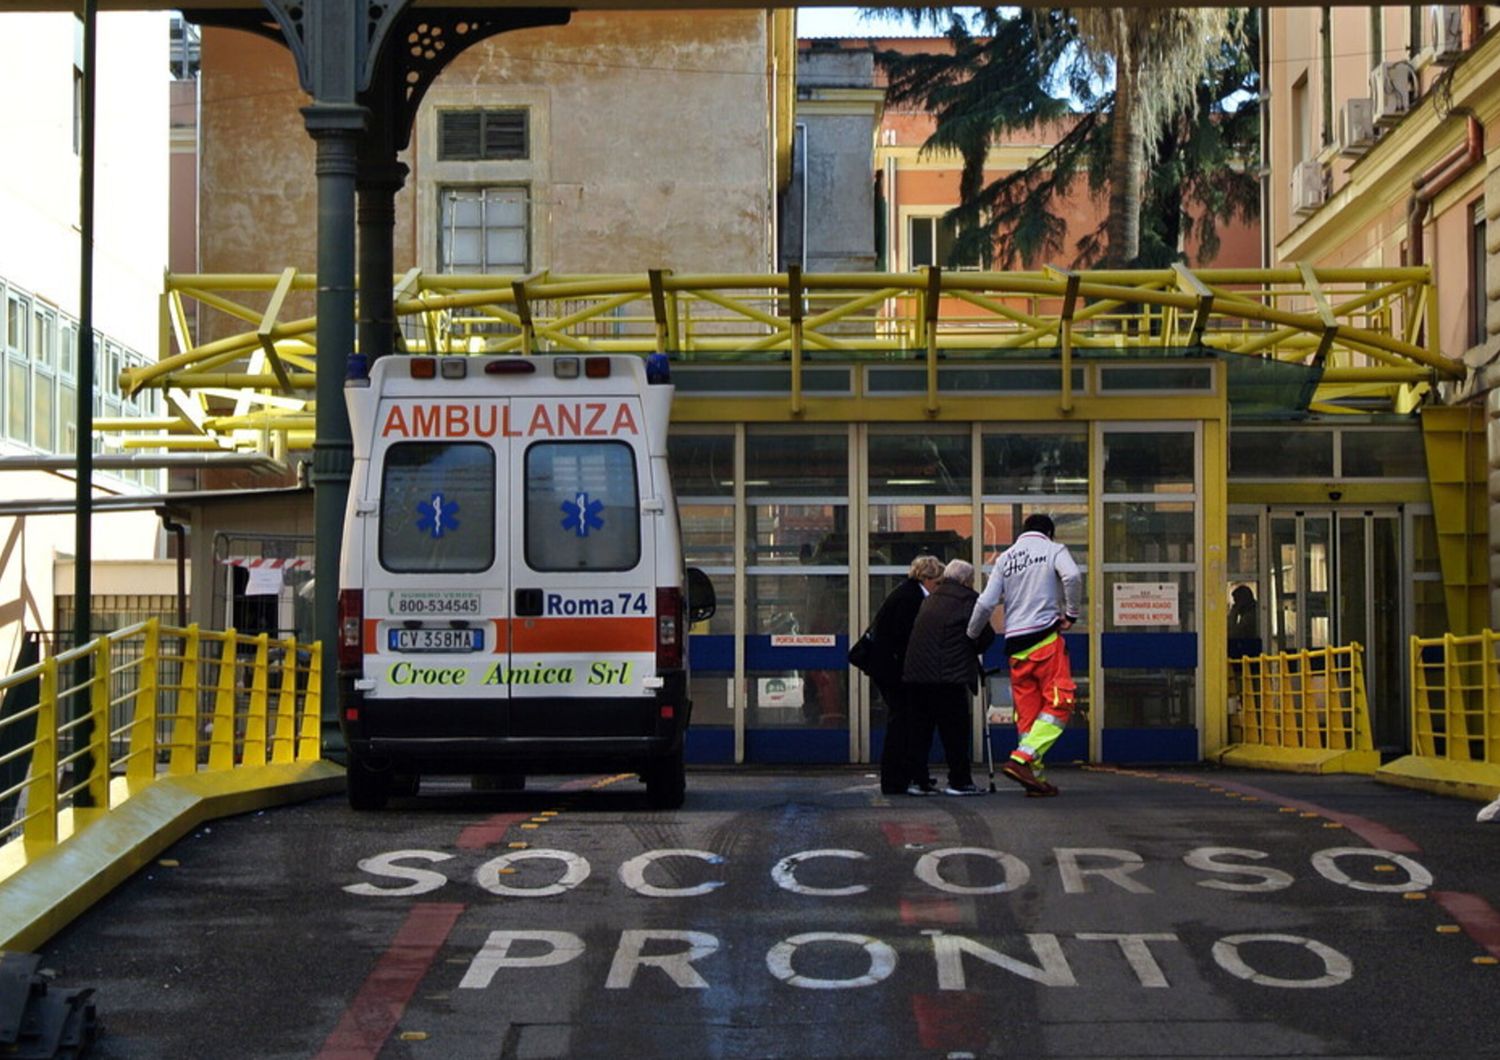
363 395 510 707
506 392 658 713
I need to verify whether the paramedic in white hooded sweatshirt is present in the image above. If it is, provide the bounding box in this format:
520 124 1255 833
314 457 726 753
966 513 1082 796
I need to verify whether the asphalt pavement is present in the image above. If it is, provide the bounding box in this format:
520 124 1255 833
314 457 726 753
35 765 1500 1059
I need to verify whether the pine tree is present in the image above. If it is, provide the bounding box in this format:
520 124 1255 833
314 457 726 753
877 8 1259 269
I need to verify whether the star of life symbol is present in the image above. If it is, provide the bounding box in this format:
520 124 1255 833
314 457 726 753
417 491 460 539
561 491 605 538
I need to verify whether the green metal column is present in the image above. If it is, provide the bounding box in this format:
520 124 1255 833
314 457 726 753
302 103 366 751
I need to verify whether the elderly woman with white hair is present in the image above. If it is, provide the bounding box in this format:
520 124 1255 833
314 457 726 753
901 558 995 796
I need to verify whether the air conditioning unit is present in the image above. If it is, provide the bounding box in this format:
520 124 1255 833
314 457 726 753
1337 97 1376 157
1291 158 1325 215
1370 61 1417 126
1431 4 1465 63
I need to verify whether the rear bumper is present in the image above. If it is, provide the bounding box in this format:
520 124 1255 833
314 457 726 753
338 672 689 776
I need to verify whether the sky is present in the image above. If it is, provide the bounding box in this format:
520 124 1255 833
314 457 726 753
794 7 944 39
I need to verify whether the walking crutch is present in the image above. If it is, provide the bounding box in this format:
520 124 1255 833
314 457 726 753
980 665 1001 792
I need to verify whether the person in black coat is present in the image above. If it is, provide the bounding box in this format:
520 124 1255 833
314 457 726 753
902 559 996 796
868 555 945 794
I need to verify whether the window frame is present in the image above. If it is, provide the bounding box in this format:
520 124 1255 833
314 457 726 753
906 212 982 271
437 184 530 275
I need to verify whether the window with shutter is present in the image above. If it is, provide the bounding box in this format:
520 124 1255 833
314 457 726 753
438 109 528 161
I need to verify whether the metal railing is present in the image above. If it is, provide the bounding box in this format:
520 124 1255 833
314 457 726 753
0 620 321 861
1231 643 1375 753
1410 630 1500 767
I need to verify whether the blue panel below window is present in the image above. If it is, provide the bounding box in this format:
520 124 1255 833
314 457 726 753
746 727 850 763
980 726 1089 765
874 725 1090 772
746 635 849 670
981 631 1088 673
1101 633 1198 669
1101 728 1199 763
690 634 734 672
685 726 733 764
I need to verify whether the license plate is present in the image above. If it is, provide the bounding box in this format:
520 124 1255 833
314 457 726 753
388 627 484 652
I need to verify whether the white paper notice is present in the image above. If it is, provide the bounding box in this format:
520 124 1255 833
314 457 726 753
1112 581 1179 626
245 565 284 596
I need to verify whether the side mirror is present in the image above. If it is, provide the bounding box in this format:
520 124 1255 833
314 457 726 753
685 567 717 624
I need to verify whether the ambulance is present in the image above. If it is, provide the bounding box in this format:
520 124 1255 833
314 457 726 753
336 352 714 810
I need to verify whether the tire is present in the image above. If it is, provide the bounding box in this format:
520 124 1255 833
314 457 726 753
346 753 391 811
644 748 686 810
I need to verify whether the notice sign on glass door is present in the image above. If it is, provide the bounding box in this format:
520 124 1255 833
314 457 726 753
1113 582 1179 626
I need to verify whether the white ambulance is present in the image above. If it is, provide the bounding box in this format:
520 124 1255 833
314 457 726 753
337 352 713 810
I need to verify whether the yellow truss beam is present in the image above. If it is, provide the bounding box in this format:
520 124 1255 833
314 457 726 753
101 266 1460 463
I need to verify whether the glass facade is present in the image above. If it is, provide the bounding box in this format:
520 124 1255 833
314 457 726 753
0 273 161 489
664 408 1425 768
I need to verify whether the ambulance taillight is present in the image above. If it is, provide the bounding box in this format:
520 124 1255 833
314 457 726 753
338 590 364 669
655 587 683 670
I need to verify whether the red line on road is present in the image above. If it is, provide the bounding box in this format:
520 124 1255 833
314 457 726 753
314 902 465 1060
881 821 941 847
911 991 989 1051
456 813 530 850
1433 890 1500 958
1209 779 1422 853
899 897 963 926
455 775 615 849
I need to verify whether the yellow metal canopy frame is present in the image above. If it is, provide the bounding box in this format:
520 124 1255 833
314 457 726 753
103 265 1456 460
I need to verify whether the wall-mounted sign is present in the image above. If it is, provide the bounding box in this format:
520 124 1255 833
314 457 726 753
758 677 805 709
1113 582 1180 626
770 634 836 648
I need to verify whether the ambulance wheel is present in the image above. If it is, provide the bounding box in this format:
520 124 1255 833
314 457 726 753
346 754 391 811
645 750 686 809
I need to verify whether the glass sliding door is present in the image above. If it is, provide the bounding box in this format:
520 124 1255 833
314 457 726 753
1264 508 1407 752
1098 425 1201 762
668 431 738 763
978 428 1091 762
744 428 851 762
864 428 973 766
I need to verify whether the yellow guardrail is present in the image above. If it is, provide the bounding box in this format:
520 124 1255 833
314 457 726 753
1218 643 1380 773
1379 631 1500 801
0 620 323 879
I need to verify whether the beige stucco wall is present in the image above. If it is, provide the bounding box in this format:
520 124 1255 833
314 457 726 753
200 11 775 284
1269 6 1498 362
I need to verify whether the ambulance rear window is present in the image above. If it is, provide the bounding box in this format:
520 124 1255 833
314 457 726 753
379 442 496 573
525 441 640 571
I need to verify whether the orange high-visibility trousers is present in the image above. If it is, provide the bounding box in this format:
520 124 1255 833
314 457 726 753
1009 636 1076 764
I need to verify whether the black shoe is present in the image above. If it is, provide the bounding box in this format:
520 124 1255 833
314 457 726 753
905 781 938 797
